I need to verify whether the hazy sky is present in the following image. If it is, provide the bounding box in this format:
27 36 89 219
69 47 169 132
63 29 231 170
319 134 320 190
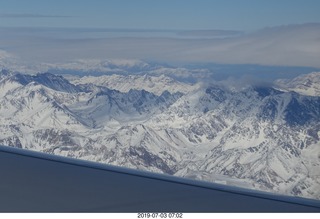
1 0 320 30
1 0 320 69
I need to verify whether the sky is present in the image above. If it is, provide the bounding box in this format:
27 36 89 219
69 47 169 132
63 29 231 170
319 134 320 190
1 0 320 30
0 0 320 70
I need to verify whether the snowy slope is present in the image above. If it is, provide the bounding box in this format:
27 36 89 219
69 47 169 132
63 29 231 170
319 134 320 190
275 72 320 96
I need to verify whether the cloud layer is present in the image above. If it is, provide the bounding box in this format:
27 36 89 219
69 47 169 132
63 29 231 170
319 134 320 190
0 23 319 68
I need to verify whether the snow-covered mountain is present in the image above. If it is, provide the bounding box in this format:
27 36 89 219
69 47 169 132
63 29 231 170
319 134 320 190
0 69 319 200
275 72 320 96
169 86 320 198
71 74 199 95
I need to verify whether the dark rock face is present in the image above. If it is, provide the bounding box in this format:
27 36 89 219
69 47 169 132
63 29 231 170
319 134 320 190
0 136 22 148
129 146 175 175
253 86 282 98
284 95 320 126
205 86 227 102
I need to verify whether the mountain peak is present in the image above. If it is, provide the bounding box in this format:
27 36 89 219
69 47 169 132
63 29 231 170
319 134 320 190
275 72 320 96
253 86 283 98
7 72 81 93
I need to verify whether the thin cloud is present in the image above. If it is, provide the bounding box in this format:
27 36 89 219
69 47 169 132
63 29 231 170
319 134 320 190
0 13 72 18
0 23 320 68
176 30 244 38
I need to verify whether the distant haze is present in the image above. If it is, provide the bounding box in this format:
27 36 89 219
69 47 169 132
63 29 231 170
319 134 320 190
0 23 320 69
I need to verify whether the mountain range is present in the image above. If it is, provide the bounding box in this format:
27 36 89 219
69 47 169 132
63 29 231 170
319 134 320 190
0 68 319 200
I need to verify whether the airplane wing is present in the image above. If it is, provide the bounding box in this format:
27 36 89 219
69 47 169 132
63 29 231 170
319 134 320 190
0 145 319 212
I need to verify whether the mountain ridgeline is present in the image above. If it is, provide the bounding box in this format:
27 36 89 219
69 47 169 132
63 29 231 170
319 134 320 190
0 69 319 200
